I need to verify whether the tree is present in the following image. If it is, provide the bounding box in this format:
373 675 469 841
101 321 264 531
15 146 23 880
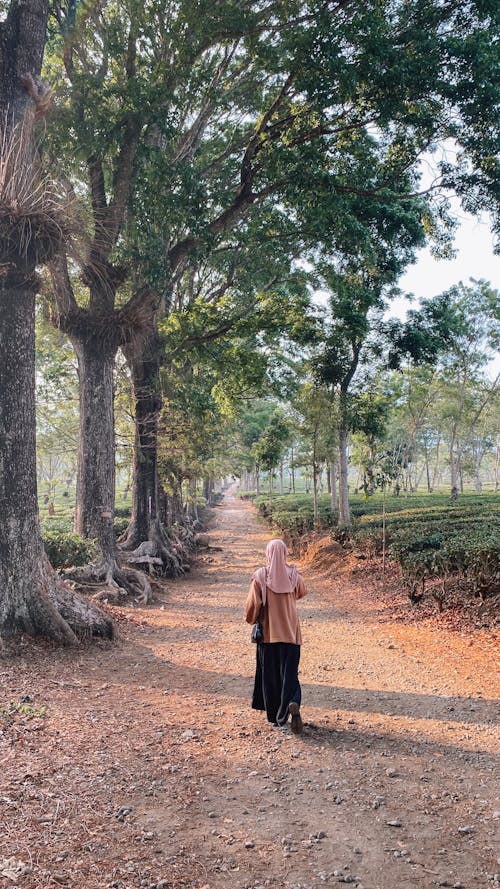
0 0 111 641
314 180 427 523
252 410 291 507
350 383 396 494
292 382 337 521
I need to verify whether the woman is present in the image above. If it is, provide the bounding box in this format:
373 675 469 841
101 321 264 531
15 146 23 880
245 538 308 733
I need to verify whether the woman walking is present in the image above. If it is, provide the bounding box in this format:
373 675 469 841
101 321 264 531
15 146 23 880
245 538 308 733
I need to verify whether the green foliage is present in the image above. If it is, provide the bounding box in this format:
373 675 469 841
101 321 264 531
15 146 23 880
0 700 47 726
252 410 291 473
42 530 99 569
255 491 500 601
113 516 131 538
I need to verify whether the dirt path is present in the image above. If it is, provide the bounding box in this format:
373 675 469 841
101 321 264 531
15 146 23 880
1 496 499 889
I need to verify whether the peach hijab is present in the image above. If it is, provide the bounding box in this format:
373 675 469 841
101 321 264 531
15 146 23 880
253 538 298 604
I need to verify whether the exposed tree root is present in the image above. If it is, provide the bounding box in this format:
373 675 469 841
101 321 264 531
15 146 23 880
44 559 114 638
68 556 153 605
0 558 114 646
120 520 195 579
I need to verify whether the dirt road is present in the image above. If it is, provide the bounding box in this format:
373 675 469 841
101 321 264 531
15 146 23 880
1 495 499 889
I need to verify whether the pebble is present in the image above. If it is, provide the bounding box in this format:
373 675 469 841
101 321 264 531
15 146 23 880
245 841 255 849
386 820 402 827
385 768 398 778
115 806 133 821
458 825 474 834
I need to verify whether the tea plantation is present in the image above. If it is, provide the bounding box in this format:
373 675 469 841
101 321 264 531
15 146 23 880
253 492 500 605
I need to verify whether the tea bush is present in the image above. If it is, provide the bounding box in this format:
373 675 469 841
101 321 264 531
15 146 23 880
43 530 99 569
255 492 500 603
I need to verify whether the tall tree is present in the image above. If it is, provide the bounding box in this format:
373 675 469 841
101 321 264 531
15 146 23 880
0 0 111 641
314 185 426 523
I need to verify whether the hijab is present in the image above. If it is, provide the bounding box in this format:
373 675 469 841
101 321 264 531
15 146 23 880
253 538 298 604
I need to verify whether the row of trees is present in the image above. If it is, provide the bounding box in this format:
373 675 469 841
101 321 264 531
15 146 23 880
35 277 500 528
1 0 499 641
235 280 500 523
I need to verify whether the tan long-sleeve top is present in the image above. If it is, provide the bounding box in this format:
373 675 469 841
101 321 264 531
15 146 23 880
245 575 307 644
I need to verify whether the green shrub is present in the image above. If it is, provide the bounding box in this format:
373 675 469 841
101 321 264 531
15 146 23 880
43 531 99 569
114 506 132 518
113 516 130 538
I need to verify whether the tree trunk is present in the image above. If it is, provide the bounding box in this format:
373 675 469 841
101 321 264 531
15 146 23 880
494 435 500 492
312 462 319 522
449 425 459 497
329 461 338 514
0 264 113 640
121 337 162 549
203 476 213 503
432 435 442 492
424 442 432 492
73 334 119 560
338 394 351 526
0 264 69 640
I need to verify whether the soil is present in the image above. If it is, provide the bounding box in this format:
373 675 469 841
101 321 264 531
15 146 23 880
1 494 499 889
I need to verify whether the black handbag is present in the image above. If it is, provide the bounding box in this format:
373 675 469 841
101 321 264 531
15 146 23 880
251 620 263 643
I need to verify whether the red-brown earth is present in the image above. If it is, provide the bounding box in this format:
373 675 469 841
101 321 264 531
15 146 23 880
1 495 499 889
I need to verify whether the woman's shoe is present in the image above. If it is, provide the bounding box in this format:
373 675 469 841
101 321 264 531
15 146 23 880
288 702 303 734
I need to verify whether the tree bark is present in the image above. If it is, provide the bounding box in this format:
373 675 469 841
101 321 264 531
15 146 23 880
494 435 500 492
0 264 73 641
432 434 442 491
424 441 432 492
449 424 460 497
312 462 319 522
121 335 162 550
329 460 338 513
72 333 119 559
338 394 351 525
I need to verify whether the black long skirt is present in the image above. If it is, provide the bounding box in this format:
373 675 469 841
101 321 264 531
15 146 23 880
252 642 301 726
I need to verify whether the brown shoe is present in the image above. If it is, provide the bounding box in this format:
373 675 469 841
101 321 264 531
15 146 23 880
288 702 303 734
